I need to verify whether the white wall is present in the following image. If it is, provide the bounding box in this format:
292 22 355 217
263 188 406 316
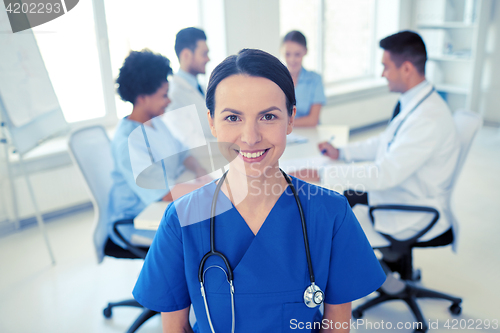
3 164 90 220
224 0 281 57
480 0 500 124
322 93 398 129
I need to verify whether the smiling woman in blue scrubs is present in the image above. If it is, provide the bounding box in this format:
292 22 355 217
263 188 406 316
282 31 326 127
133 49 385 332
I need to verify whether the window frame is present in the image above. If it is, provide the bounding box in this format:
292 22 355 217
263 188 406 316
318 0 379 87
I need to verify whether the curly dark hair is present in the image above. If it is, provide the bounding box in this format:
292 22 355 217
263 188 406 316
116 49 173 104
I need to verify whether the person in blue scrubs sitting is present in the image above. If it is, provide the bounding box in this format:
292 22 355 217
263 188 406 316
282 30 326 127
133 49 385 332
108 49 209 254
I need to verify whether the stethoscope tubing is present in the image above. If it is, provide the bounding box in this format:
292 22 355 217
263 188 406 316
280 170 316 284
198 170 233 284
387 86 436 151
198 169 322 332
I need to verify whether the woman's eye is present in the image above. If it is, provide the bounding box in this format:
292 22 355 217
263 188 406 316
226 115 239 122
262 114 276 121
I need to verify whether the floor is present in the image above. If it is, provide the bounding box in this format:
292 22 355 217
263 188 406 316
0 127 499 333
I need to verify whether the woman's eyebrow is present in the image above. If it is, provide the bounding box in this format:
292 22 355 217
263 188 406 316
258 106 282 115
220 106 283 115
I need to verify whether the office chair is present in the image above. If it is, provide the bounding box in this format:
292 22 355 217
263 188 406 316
352 110 483 333
68 125 158 333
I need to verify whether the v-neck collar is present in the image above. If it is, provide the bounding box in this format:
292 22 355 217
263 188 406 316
205 180 307 293
217 182 291 237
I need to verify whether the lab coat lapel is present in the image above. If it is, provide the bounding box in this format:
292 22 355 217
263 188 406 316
174 75 204 98
392 84 434 125
383 84 434 147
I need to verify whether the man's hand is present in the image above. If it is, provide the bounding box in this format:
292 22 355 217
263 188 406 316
318 141 340 160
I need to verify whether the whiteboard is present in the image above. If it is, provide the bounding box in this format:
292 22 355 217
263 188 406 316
0 6 68 155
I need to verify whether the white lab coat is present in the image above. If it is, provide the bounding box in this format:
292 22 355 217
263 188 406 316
322 84 460 246
165 74 213 147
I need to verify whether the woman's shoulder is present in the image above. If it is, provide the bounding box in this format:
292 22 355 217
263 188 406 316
291 177 350 234
292 177 347 208
162 180 223 229
301 68 323 83
111 118 139 145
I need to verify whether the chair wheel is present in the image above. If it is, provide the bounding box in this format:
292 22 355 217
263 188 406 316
103 306 112 318
449 303 462 315
352 309 363 319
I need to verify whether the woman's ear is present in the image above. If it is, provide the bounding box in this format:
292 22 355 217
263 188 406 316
287 106 296 135
207 110 217 138
180 48 193 67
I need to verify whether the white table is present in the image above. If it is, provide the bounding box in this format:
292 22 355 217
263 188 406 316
134 125 350 230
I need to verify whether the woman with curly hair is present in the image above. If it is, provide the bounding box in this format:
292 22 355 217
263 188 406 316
107 49 208 253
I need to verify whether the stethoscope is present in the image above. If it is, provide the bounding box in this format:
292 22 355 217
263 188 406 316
198 169 324 333
387 86 436 151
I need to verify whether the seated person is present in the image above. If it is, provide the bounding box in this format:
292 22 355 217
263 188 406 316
282 30 326 127
294 31 460 249
132 49 385 332
108 49 209 251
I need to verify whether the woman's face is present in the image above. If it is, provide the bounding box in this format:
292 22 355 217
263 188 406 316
283 41 307 76
208 74 295 179
143 81 171 119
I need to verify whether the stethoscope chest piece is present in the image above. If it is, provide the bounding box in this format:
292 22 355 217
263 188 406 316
304 283 324 308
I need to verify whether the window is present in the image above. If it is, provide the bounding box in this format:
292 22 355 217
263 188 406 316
280 0 376 85
33 0 105 123
104 0 200 119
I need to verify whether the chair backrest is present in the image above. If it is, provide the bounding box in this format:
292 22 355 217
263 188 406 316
447 110 482 251
68 126 113 264
450 110 483 190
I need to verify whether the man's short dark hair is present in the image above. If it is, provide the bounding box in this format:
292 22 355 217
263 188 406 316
174 27 207 59
379 31 427 75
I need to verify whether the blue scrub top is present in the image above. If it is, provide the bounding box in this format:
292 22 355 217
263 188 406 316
133 177 385 332
295 67 326 119
107 116 189 248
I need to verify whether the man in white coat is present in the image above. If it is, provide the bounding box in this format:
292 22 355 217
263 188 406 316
164 27 212 147
298 31 460 251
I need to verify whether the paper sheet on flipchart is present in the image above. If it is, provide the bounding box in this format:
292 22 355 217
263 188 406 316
0 10 60 128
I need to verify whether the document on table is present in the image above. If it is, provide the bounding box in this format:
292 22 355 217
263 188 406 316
279 155 333 173
286 133 308 145
134 201 170 230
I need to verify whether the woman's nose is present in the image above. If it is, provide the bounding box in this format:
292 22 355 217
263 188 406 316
240 121 261 146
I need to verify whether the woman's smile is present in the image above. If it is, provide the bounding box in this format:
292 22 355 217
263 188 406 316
237 148 270 162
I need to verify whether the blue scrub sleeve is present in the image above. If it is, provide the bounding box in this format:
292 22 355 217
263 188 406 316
114 139 169 205
312 74 326 105
324 197 386 305
133 203 191 312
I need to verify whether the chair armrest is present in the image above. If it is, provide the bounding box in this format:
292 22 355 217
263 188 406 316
368 205 440 250
112 220 149 259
